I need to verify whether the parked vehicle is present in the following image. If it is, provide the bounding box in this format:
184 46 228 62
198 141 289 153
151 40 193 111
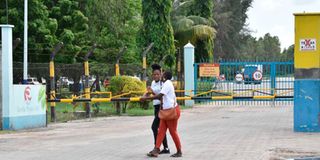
41 77 47 84
27 77 40 85
243 65 263 84
57 77 74 89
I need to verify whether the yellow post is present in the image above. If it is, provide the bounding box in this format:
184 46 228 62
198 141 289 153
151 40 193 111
49 61 56 122
115 63 120 76
142 56 147 85
84 61 91 118
84 61 90 99
294 13 320 69
50 90 56 107
294 13 320 132
48 42 63 122
49 61 55 78
84 61 89 76
143 57 147 69
49 61 55 107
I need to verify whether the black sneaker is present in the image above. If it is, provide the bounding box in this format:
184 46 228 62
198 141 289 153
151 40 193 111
170 152 182 157
147 148 160 157
159 148 170 154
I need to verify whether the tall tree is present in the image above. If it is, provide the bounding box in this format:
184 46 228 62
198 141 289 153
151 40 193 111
190 0 213 19
172 0 216 62
46 0 89 63
261 33 281 59
191 0 215 62
85 0 142 64
213 0 253 59
239 33 282 60
0 0 58 62
281 44 294 61
141 0 176 67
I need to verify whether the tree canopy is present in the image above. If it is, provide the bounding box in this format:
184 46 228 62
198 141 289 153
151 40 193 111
0 0 293 67
172 0 216 62
140 0 175 67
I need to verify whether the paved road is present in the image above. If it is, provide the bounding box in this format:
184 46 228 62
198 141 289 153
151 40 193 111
1 105 320 160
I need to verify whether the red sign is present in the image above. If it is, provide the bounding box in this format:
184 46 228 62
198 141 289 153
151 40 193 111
199 63 220 77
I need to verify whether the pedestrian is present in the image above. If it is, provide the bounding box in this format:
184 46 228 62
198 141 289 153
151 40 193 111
147 64 170 154
141 71 182 158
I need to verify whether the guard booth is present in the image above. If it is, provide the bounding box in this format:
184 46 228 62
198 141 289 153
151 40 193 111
294 13 320 132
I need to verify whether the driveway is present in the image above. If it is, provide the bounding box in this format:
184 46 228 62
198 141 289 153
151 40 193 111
0 105 319 160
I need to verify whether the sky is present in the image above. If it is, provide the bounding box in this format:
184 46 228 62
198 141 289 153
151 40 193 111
247 0 320 50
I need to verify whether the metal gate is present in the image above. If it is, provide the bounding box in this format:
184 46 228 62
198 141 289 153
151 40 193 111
194 61 294 106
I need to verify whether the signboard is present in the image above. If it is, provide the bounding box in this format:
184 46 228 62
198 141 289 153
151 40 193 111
253 70 263 81
300 39 316 51
199 63 220 77
11 85 46 116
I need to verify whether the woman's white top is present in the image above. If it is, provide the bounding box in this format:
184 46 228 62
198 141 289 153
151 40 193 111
151 80 161 105
160 80 177 109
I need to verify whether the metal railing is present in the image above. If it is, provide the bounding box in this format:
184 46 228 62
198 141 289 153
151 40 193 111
194 61 294 106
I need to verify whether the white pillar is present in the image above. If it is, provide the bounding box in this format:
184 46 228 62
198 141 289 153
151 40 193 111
23 0 28 82
0 25 14 129
184 43 195 107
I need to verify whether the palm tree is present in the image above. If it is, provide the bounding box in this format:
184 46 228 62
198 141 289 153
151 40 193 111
171 0 216 62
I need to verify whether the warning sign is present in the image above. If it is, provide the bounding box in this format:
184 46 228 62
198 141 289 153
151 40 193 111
199 63 220 77
300 39 316 51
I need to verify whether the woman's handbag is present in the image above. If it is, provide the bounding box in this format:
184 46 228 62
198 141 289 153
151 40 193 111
159 103 178 120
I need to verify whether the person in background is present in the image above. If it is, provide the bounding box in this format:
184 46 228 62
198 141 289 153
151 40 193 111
103 78 110 90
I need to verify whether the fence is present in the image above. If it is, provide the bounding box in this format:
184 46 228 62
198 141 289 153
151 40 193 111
194 60 294 106
12 62 143 98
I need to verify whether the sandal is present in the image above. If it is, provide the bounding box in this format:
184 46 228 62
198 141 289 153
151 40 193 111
147 148 160 157
170 152 182 157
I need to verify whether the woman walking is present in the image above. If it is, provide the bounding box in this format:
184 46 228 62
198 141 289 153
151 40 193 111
148 64 170 154
142 71 182 158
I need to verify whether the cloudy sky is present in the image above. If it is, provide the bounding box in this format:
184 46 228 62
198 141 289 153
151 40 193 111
247 0 320 50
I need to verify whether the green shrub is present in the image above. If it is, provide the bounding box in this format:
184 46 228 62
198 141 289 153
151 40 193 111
108 76 148 113
108 76 146 95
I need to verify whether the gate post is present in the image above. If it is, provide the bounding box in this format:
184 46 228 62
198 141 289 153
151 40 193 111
294 13 320 132
0 25 14 130
270 63 276 107
184 43 195 107
84 44 96 118
270 63 276 95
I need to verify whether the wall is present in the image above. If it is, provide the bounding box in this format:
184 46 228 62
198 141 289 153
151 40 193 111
2 85 46 130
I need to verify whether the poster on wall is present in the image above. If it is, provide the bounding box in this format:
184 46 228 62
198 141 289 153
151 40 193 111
199 63 220 77
300 39 316 51
11 85 46 116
